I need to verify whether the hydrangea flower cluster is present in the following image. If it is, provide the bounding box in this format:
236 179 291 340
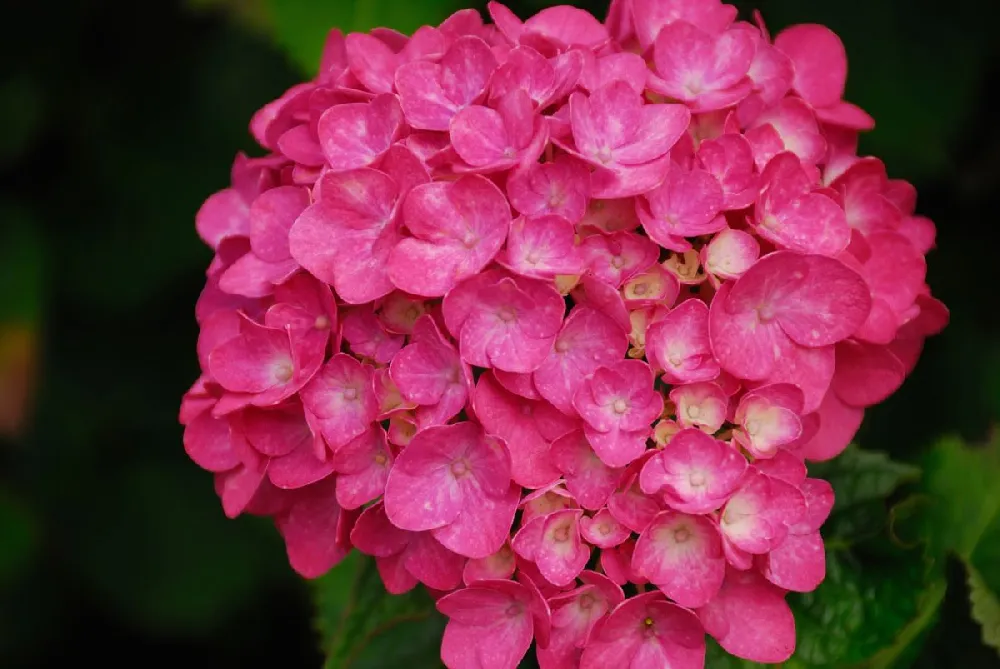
180 1 948 666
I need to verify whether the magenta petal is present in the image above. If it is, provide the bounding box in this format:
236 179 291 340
438 580 537 669
403 533 465 591
831 340 905 407
474 373 561 488
696 569 796 663
208 316 294 394
774 24 847 109
268 440 337 490
581 591 706 669
640 428 747 513
550 430 623 510
318 94 403 170
275 478 350 579
389 175 511 297
184 410 240 472
332 427 392 509
382 424 472 531
799 388 864 461
299 354 377 449
350 502 410 557
763 531 826 592
633 511 726 608
533 509 590 586
646 298 720 384
459 276 565 373
433 482 521 559
535 306 628 415
248 186 309 262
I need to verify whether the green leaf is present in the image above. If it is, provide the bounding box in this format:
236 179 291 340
266 0 465 76
809 446 921 513
891 432 1000 659
782 446 938 667
808 445 921 547
916 433 1000 560
314 553 445 669
789 545 942 667
966 563 1000 654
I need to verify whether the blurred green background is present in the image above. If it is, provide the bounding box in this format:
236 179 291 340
1 0 999 667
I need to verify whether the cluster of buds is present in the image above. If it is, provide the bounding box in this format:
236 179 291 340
180 0 948 666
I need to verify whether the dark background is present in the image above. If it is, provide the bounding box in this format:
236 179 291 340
1 0 999 666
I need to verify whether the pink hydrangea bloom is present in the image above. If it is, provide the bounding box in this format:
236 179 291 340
183 2 948 666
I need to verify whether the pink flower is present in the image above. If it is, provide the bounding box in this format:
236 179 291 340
300 353 377 450
184 3 948 666
696 568 796 663
645 298 720 384
639 428 746 513
318 94 404 170
274 477 353 578
437 578 550 669
732 383 805 458
572 360 663 467
670 381 728 432
638 165 726 251
383 421 519 558
473 372 565 488
537 571 624 668
451 275 565 373
709 251 871 381
719 468 806 561
512 508 590 586
550 430 624 510
290 156 426 304
388 175 511 297
506 156 591 223
580 591 706 669
534 305 628 415
632 510 726 607
761 477 834 592
451 90 549 172
500 214 583 279
390 315 471 428
208 313 322 408
650 22 754 111
395 35 496 131
560 81 689 190
351 503 465 593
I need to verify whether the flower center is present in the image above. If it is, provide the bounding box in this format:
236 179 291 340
553 526 571 542
497 306 517 323
689 470 706 487
610 255 626 269
273 361 294 383
686 404 701 419
746 419 760 436
505 603 523 618
555 339 570 353
673 527 691 543
450 459 470 477
579 593 595 610
462 231 479 248
613 398 629 415
314 315 330 330
374 452 388 466
343 387 358 401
